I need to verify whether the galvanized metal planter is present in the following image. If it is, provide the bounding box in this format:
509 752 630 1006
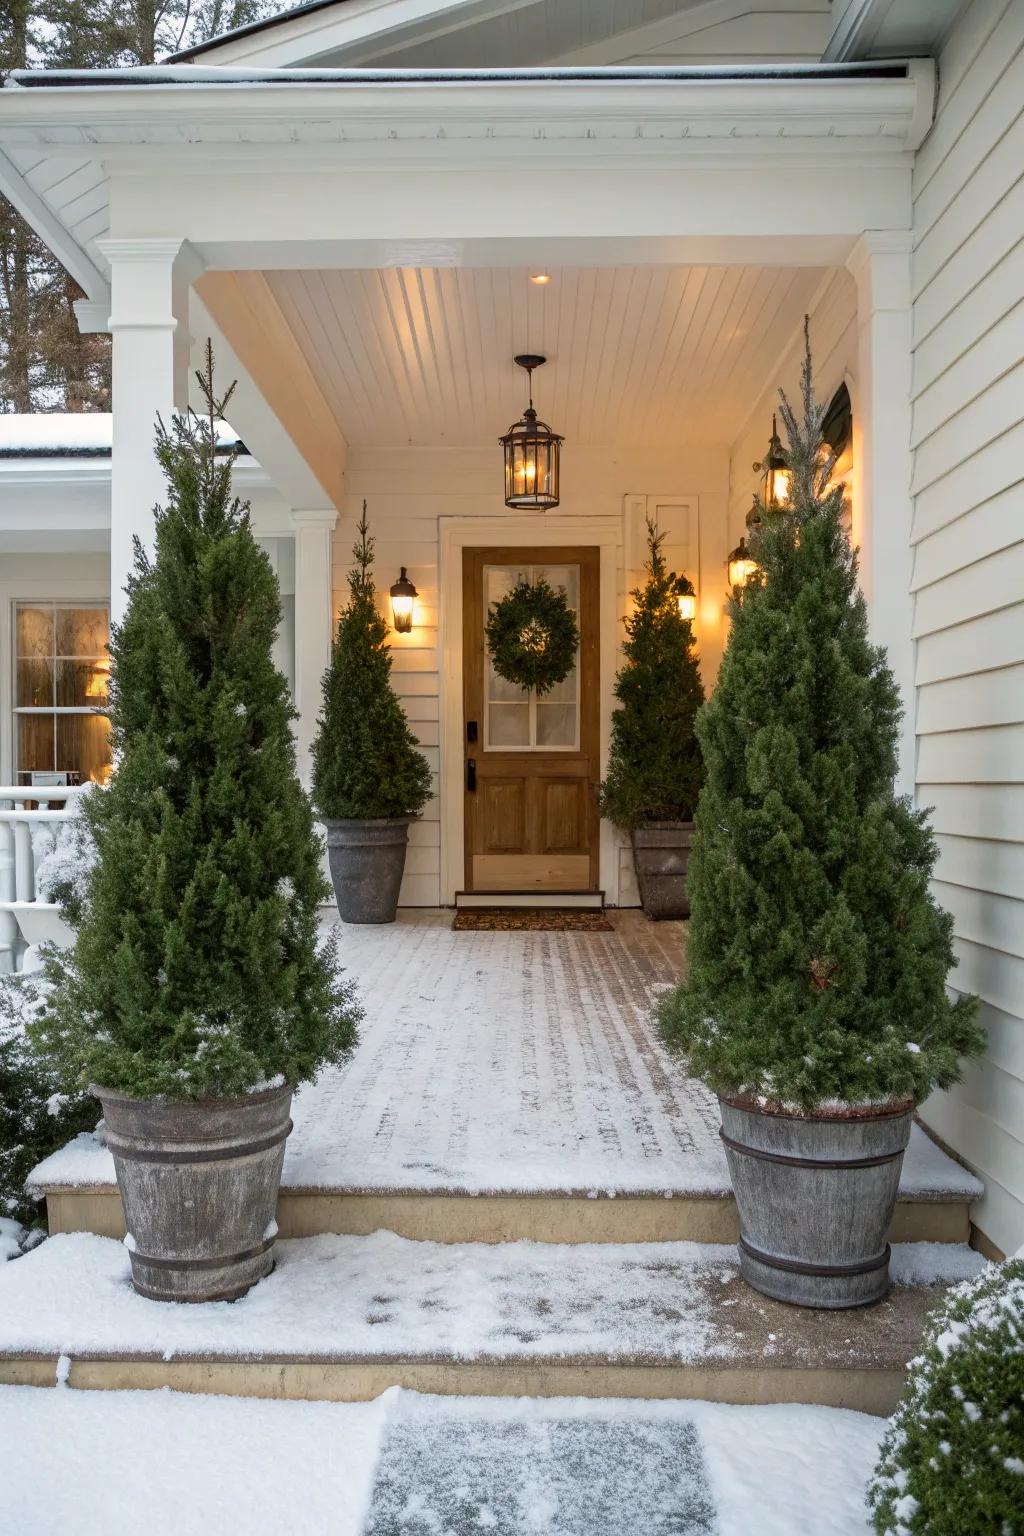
630 821 695 919
322 815 413 924
92 1082 293 1304
719 1096 913 1309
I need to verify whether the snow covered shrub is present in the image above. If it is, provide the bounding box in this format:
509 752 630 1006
868 1258 1024 1536
0 971 96 1228
33 785 98 923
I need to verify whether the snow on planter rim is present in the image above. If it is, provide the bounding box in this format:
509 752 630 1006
0 1232 986 1365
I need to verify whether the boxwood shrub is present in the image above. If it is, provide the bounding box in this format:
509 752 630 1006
868 1257 1024 1535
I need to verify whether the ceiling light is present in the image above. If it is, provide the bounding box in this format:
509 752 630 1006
529 272 552 285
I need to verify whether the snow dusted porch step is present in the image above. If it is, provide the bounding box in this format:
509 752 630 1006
41 1153 976 1248
0 1232 986 1415
31 911 982 1248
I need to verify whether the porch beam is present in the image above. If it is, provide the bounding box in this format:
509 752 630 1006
846 229 916 799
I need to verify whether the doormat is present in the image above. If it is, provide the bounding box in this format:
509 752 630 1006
453 908 613 932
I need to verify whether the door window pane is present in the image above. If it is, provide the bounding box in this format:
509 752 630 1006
483 564 580 751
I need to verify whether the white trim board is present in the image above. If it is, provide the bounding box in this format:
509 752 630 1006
438 513 622 906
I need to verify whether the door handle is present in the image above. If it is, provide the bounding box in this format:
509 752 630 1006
467 758 477 792
467 719 478 743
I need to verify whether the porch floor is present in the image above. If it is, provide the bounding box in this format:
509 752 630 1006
32 911 981 1201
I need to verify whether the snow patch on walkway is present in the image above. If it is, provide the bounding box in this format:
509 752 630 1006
0 1385 885 1536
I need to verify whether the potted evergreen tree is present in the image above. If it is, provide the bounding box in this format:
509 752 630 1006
312 505 432 924
658 329 984 1309
599 517 704 918
29 348 360 1304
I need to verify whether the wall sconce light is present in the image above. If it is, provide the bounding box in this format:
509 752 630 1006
389 567 417 633
753 413 790 510
672 573 697 622
727 538 758 591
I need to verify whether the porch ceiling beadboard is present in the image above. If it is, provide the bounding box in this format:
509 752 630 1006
908 0 1024 1258
263 264 825 448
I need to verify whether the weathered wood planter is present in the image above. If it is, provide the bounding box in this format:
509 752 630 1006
719 1096 913 1310
323 816 413 924
630 821 695 919
91 1082 293 1304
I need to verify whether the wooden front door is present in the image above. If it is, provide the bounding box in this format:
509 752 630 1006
463 546 600 893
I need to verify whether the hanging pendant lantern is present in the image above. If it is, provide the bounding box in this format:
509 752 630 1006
500 354 563 510
753 413 791 511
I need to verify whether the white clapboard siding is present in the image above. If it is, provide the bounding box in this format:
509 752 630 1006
935 834 1024 904
910 0 1024 1257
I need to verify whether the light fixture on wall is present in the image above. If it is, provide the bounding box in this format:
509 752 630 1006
727 538 758 591
389 567 417 633
753 413 791 510
500 354 563 510
529 271 552 286
672 573 697 622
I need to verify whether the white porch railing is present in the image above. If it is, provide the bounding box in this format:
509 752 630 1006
0 786 84 975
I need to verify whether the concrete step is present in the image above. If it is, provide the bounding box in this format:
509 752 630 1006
45 1180 974 1247
0 1230 986 1415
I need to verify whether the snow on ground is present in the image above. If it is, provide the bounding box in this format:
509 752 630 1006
27 912 984 1201
0 1385 885 1536
0 1384 385 1536
0 1231 986 1365
0 1230 735 1362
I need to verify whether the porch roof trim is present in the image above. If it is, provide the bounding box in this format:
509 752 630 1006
8 61 910 88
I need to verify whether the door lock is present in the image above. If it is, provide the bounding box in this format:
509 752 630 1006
467 720 478 743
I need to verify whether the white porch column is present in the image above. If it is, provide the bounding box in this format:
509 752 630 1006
98 238 201 626
292 510 337 785
846 231 916 799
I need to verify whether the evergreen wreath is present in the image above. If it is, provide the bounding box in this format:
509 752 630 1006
486 577 579 695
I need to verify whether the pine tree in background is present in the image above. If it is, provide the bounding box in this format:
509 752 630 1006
599 516 704 829
658 325 983 1109
311 505 432 822
31 346 360 1098
0 0 280 412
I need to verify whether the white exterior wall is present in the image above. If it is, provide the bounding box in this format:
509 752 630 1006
727 268 858 548
335 443 730 908
908 0 1024 1257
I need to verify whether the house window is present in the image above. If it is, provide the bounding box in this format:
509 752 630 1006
13 603 112 786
